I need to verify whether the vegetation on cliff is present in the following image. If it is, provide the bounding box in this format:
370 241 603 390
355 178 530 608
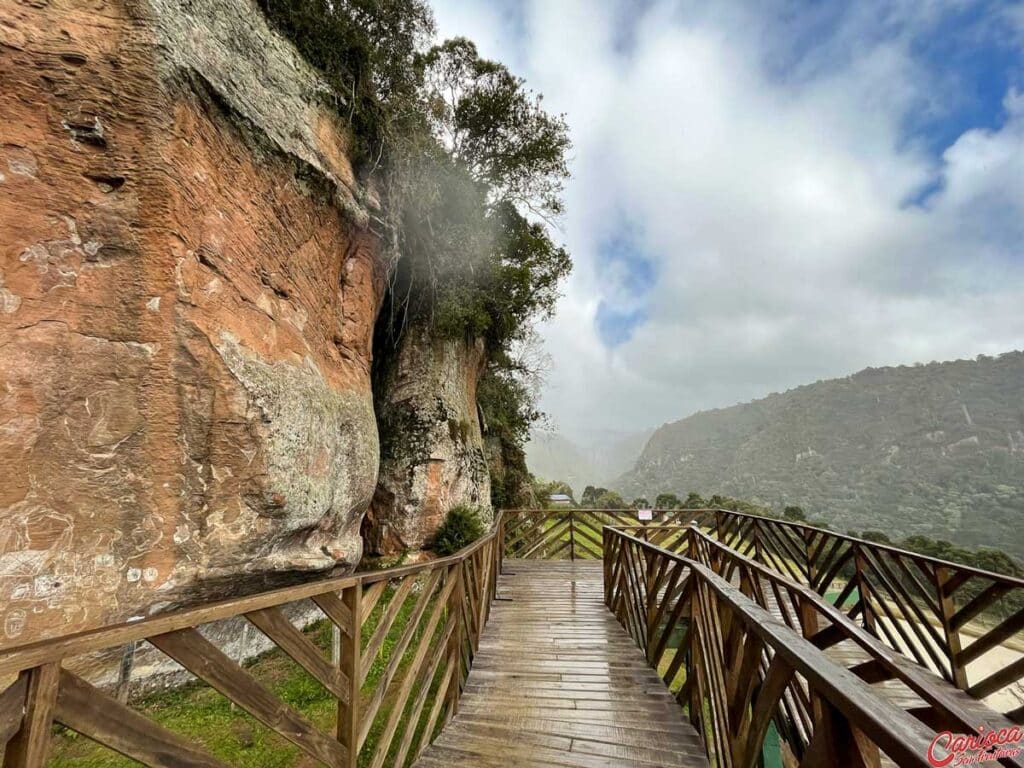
433 505 486 555
259 1 573 513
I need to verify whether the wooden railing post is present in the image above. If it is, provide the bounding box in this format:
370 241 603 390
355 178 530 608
603 527 612 607
115 640 137 703
645 546 657 663
687 582 702 734
337 582 361 768
752 520 764 565
569 509 576 561
498 511 506 576
446 561 465 720
803 526 818 586
853 545 877 634
934 565 968 689
806 701 881 768
4 662 60 768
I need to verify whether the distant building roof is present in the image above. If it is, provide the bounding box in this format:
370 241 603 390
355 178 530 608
549 493 572 502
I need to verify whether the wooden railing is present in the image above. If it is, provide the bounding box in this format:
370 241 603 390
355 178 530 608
506 506 1024 720
699 509 1024 719
0 515 503 768
604 525 1024 768
502 507 702 559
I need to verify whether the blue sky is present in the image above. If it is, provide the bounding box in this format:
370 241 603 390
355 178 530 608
432 0 1024 439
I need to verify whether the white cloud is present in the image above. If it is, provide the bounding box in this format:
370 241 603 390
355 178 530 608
431 0 1024 441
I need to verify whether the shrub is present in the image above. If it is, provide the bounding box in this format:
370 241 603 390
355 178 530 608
433 505 486 555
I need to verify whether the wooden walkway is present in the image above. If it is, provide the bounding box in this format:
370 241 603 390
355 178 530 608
414 560 709 768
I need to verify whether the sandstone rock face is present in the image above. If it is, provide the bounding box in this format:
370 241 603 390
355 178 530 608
365 327 492 555
0 0 384 648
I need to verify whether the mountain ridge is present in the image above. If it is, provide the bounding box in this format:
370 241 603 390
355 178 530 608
616 351 1024 557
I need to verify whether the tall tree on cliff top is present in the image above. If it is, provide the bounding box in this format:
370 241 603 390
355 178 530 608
397 37 572 347
260 4 572 506
394 38 572 508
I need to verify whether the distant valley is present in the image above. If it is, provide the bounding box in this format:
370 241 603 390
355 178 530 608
527 429 651 491
614 352 1024 558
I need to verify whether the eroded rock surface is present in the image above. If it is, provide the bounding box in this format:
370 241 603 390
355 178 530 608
0 0 384 647
365 327 492 555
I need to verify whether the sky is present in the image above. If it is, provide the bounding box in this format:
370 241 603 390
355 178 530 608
430 0 1024 442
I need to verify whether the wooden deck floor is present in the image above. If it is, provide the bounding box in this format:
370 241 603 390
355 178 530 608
414 560 709 768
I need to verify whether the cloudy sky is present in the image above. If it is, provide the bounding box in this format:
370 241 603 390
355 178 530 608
431 0 1024 442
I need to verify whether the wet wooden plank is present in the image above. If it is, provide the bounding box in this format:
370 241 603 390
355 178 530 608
414 560 708 767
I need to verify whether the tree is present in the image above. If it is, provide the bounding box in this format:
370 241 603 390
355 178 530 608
684 492 705 509
631 497 650 509
860 530 892 544
782 505 807 522
258 0 436 162
581 486 607 507
533 479 575 508
595 490 627 510
655 492 682 509
420 38 569 219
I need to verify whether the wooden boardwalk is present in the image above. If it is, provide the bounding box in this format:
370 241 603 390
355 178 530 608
414 560 709 768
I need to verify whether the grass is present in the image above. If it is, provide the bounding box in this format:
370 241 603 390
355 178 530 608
48 577 447 768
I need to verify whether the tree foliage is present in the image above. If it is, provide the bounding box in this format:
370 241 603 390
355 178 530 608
655 492 682 509
533 479 576 508
433 505 486 555
258 0 435 161
261 2 574 504
421 39 569 219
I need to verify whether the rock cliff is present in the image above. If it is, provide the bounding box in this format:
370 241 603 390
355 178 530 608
364 326 492 555
0 0 389 648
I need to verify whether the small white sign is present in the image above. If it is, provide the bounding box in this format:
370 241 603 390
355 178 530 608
638 509 653 521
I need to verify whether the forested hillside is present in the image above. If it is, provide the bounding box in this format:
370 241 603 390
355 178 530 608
617 352 1024 558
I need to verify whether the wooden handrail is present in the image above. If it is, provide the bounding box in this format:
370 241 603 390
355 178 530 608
698 509 1024 716
685 527 1022 753
506 507 1024 721
505 507 1024 585
0 513 506 768
603 525 1022 768
697 508 1024 587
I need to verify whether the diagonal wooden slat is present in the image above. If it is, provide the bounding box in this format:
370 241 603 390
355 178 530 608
958 608 1024 666
370 603 459 768
53 671 227 768
362 576 418 678
245 605 350 703
395 625 456 768
950 581 1010 631
359 569 447 739
361 580 390 621
148 628 344 767
311 590 353 636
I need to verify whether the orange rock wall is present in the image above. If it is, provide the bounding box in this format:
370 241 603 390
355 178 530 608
0 0 384 647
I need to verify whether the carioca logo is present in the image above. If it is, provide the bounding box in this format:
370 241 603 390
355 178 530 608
927 726 1023 767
